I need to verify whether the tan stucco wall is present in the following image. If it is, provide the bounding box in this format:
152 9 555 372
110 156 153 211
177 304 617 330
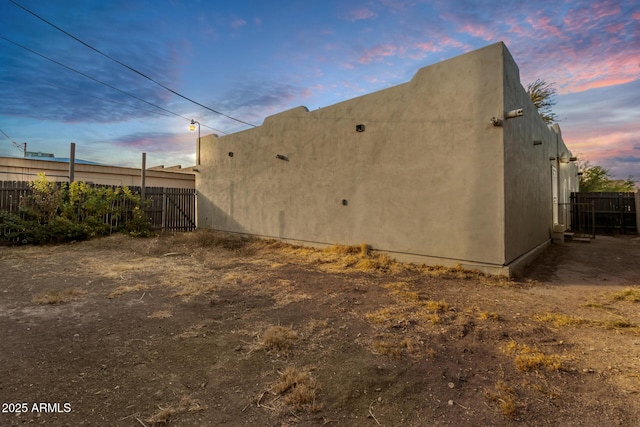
501 51 578 264
0 157 195 188
196 42 577 274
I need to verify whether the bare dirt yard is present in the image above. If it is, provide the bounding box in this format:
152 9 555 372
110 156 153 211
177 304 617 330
1 231 639 426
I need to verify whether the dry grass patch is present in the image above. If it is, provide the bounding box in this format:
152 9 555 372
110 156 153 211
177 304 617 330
32 288 87 304
366 297 450 329
148 310 172 319
172 282 218 298
303 319 333 340
533 312 590 327
611 287 640 302
146 394 205 425
266 367 322 414
384 281 420 301
265 242 403 273
484 381 521 419
534 311 637 333
421 300 450 312
371 334 434 359
220 271 259 286
274 292 311 307
261 326 298 352
479 311 501 321
366 281 452 334
256 237 514 284
504 341 563 372
108 283 149 298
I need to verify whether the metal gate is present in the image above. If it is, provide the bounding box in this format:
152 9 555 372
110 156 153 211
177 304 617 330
570 192 637 235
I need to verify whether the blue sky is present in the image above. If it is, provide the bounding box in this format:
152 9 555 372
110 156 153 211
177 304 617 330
0 0 638 180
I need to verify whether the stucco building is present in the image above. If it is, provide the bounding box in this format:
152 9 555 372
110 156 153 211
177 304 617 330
196 42 578 276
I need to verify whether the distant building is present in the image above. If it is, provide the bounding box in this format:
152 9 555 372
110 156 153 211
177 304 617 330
25 151 54 158
0 156 195 189
196 42 579 277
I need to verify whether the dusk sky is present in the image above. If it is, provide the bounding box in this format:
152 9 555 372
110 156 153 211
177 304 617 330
0 0 638 181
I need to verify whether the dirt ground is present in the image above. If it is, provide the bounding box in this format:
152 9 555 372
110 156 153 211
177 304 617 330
0 231 638 426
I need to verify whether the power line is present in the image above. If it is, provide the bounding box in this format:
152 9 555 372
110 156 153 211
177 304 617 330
0 128 27 155
0 35 225 135
0 129 17 144
41 81 175 119
10 0 258 128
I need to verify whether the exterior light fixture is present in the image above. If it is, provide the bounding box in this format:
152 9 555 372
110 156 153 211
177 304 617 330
189 119 201 165
505 108 524 119
569 156 578 162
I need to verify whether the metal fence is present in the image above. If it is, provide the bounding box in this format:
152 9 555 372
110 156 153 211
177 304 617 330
570 192 637 235
0 181 196 232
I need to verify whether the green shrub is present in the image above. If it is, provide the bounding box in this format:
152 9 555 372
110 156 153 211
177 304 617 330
0 211 29 243
0 174 153 244
125 205 152 237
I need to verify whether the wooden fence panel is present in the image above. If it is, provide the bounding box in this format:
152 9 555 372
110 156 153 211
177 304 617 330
0 181 31 213
0 181 196 233
571 192 637 235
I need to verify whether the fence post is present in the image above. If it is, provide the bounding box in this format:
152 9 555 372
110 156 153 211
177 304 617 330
69 142 76 183
141 152 146 202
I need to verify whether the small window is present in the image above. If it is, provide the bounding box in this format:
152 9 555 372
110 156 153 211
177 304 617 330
355 124 365 132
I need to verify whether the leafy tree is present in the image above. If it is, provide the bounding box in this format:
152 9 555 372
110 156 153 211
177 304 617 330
526 79 559 124
579 161 636 192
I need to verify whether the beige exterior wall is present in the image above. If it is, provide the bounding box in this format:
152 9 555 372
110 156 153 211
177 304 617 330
501 50 578 264
196 42 577 275
0 157 195 189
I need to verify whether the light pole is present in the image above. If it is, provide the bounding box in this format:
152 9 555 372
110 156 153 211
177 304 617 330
189 119 201 165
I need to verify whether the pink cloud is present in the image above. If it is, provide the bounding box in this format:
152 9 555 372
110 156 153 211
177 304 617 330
605 22 625 33
591 0 622 20
364 75 380 84
414 41 440 53
563 1 622 33
561 119 640 169
349 7 377 21
526 15 563 38
633 11 640 20
459 23 495 41
358 43 399 64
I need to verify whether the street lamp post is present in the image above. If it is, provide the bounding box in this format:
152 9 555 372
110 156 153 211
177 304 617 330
189 119 201 165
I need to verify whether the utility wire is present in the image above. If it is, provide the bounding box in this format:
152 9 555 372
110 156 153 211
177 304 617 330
0 128 26 153
10 0 257 128
0 35 225 135
41 81 175 119
0 129 17 144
